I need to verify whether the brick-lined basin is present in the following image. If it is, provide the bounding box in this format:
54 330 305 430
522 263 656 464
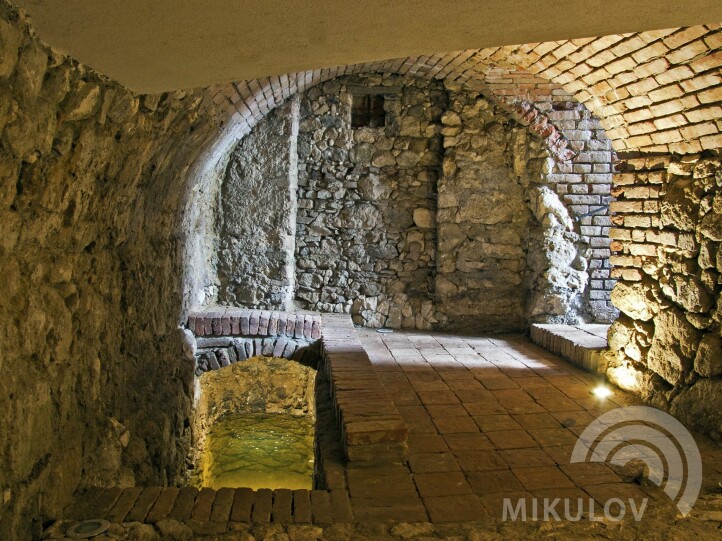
187 308 408 465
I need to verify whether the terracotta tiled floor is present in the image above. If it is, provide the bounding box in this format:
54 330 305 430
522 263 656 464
57 329 722 534
358 329 722 522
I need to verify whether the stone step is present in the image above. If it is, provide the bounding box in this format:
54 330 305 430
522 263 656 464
530 323 609 373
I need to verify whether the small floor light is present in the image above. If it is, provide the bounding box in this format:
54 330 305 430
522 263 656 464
593 385 612 399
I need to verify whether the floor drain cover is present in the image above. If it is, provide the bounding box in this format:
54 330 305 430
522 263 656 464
67 519 110 539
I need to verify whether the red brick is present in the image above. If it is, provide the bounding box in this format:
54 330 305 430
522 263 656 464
680 122 718 140
648 84 684 103
663 27 710 49
666 39 708 64
701 133 722 150
408 452 460 473
650 129 683 144
629 243 657 256
467 470 525 495
704 30 722 49
689 50 722 73
423 494 486 522
610 268 643 281
680 73 722 92
654 65 695 85
653 113 687 130
610 201 643 213
631 42 669 64
415 472 473 497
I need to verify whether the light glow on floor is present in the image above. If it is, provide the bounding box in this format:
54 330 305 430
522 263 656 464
592 385 613 399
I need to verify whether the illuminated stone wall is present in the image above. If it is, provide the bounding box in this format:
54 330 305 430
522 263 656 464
0 4 222 538
217 75 614 330
606 152 722 439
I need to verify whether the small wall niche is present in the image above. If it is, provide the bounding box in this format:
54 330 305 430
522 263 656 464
192 356 318 490
347 85 400 129
351 93 386 128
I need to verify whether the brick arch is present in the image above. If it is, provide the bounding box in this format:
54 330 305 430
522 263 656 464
205 22 720 154
188 309 322 374
205 55 587 149
194 70 620 324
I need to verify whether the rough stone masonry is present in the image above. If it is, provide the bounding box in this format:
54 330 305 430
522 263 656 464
0 3 224 539
215 74 617 332
605 152 722 440
2 0 721 538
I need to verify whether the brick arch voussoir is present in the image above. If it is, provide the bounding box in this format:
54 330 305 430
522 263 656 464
484 24 722 154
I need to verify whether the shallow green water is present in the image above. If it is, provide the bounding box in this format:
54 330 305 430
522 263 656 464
200 413 315 490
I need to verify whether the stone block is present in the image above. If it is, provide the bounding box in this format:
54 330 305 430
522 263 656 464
694 333 722 377
249 313 260 335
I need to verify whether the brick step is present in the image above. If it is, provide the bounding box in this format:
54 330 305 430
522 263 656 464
321 314 409 464
530 323 609 373
64 485 353 526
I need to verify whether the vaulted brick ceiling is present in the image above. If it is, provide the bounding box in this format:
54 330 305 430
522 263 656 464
17 1 722 154
208 25 721 155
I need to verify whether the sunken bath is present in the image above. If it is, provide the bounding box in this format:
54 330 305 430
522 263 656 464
193 356 316 490
188 312 341 491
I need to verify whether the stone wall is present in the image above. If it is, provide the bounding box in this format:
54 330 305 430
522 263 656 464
217 98 299 308
436 87 589 331
1 3 719 537
206 24 722 330
194 335 316 375
215 74 615 330
192 357 317 488
0 4 222 538
605 151 722 440
295 74 444 328
511 92 617 322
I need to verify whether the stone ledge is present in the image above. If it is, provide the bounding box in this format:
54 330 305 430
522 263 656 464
530 323 609 373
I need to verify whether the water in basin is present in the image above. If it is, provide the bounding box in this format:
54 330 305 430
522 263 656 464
198 412 315 490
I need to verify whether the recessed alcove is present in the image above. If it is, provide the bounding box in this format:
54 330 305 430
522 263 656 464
181 308 410 500
213 74 617 334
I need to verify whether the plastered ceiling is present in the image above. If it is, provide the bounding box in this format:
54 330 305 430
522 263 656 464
15 0 722 94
